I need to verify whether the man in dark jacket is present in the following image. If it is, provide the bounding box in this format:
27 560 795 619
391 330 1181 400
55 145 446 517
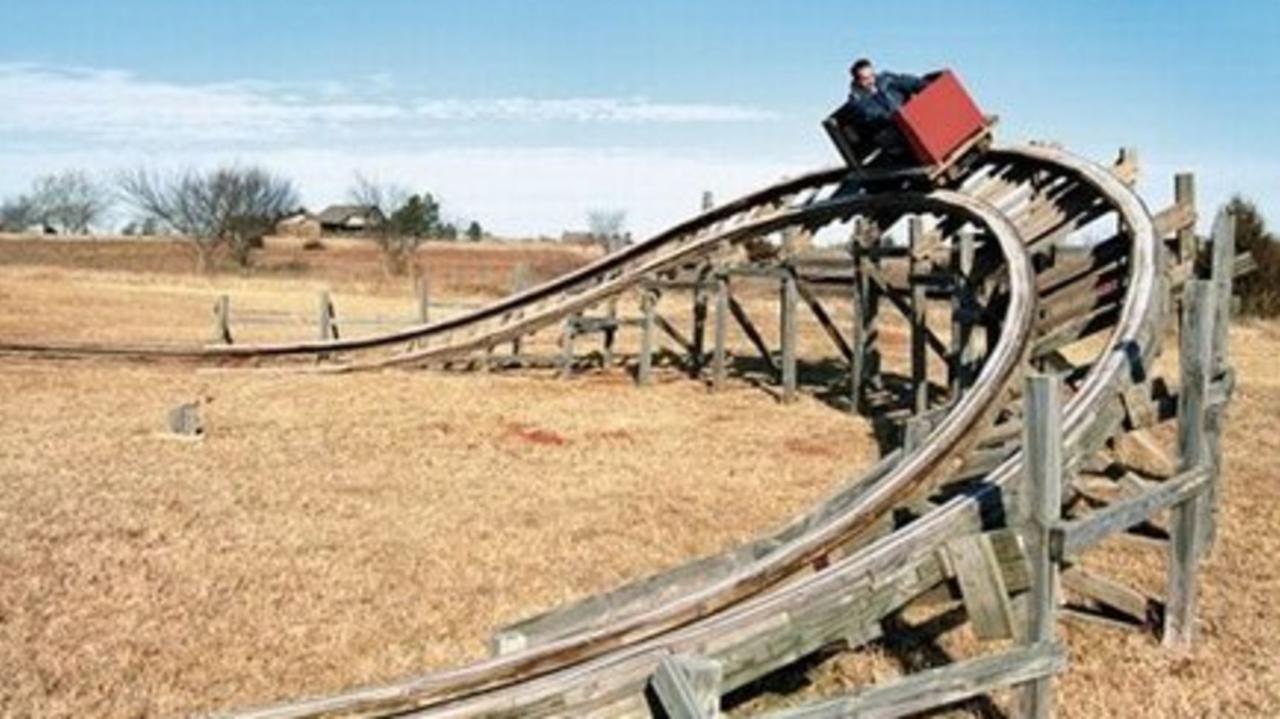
844 58 927 156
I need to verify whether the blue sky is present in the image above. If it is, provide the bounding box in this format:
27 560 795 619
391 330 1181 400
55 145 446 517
1 0 1276 236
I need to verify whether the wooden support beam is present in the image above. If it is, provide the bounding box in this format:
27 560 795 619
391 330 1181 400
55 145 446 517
1058 467 1209 559
1174 173 1197 266
1164 279 1214 648
1062 566 1152 625
1018 373 1062 719
949 229 976 398
650 654 721 719
757 643 1065 719
726 295 778 376
909 216 929 415
638 290 656 386
712 275 728 391
794 278 853 361
212 294 232 345
692 281 708 373
780 272 798 403
943 533 1016 640
1203 208 1236 553
559 313 579 378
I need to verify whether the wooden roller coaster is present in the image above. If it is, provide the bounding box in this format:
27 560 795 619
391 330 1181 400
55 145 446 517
4 114 1245 717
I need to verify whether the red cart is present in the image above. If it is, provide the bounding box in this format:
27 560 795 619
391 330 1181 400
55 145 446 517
824 70 995 185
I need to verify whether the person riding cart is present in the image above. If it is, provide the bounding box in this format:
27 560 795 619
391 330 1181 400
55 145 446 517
842 58 927 162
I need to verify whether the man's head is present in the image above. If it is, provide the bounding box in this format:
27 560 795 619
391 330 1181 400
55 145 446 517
850 58 875 91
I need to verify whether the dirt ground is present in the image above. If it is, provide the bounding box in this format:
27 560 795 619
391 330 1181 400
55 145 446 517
1 239 1277 717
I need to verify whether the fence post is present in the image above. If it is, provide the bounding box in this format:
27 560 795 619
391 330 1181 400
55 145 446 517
212 294 232 345
1202 209 1236 553
1018 373 1062 719
1174 173 1197 267
638 288 656 386
416 275 430 324
1164 279 1214 648
780 270 798 403
712 275 729 392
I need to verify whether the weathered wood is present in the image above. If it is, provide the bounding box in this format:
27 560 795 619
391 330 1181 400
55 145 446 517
1062 566 1151 625
712 275 728 391
1174 173 1197 265
638 290 656 386
1058 467 1209 559
950 229 976 397
559 313 579 378
780 272 798 403
909 217 929 415
316 290 336 361
1165 279 1213 648
794 278 853 361
691 282 708 373
758 643 1066 719
1202 208 1236 553
650 654 721 719
943 533 1015 640
726 295 778 376
1018 373 1062 719
212 294 232 345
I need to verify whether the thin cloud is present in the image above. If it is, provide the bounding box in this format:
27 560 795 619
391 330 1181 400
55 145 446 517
0 63 778 146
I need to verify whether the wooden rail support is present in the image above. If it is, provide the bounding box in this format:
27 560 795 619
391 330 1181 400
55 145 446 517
780 271 799 403
650 654 722 719
909 216 929 415
712 275 729 392
1174 173 1197 266
1202 208 1236 553
691 283 708 374
950 229 976 398
1164 279 1214 648
212 294 232 345
1018 372 1063 719
603 298 619 368
638 289 657 386
559 313 579 378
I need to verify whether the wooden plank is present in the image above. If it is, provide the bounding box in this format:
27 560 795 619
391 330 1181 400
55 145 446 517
1018 373 1062 719
780 272 798 403
949 229 976 397
713 275 728 391
1058 467 1209 558
650 654 721 719
1174 173 1197 265
794 277 853 361
944 533 1016 640
1203 208 1236 553
758 643 1066 719
1062 566 1152 624
1153 202 1196 238
1165 279 1214 648
638 291 656 386
691 282 708 372
559 313 578 378
727 295 778 376
909 216 928 415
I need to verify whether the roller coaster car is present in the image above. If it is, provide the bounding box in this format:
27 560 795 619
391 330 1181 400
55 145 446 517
824 70 996 187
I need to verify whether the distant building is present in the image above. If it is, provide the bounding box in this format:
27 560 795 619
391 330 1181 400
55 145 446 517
316 205 385 235
275 211 322 240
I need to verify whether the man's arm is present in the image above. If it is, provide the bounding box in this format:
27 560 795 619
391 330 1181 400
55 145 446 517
883 71 927 96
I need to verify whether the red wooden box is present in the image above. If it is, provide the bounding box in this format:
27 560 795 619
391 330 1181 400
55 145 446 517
894 70 986 166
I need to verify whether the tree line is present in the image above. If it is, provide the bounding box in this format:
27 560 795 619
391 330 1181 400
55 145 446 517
0 165 491 274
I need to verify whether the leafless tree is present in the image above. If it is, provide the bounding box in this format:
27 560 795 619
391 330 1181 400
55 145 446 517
117 165 299 272
586 209 628 252
0 194 42 233
348 173 425 275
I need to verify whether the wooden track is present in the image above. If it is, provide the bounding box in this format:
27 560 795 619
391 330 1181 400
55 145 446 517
3 144 1188 717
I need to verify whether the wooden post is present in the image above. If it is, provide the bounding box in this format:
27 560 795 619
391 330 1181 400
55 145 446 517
1174 173 1197 268
949 229 976 398
212 294 232 345
909 216 928 414
849 218 878 412
780 271 798 404
1164 279 1214 648
416 275 430 324
712 275 728 392
317 290 336 341
560 314 578 378
1202 209 1236 553
603 298 618 368
691 280 708 375
1018 373 1062 719
638 289 656 386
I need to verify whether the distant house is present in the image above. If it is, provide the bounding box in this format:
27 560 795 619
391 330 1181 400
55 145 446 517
316 205 385 235
275 211 322 239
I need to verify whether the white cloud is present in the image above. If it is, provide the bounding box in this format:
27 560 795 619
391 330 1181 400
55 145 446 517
0 62 778 146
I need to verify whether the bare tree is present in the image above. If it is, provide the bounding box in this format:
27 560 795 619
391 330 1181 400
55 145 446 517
349 173 436 275
0 194 42 233
117 165 298 272
29 170 111 234
586 209 628 252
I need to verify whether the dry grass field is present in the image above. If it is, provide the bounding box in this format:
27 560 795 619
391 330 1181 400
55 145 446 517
1 237 1277 717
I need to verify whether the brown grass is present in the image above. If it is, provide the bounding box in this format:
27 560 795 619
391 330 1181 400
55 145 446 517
1 242 1277 717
